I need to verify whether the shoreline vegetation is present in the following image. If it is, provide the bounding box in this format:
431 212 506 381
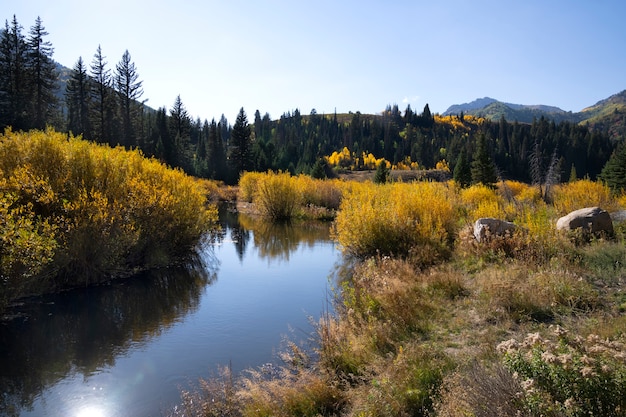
0 128 218 313
174 171 626 416
2 130 626 416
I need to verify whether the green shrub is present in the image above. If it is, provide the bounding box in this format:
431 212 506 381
498 326 626 416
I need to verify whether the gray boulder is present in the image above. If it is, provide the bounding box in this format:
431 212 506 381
556 207 614 235
473 218 517 242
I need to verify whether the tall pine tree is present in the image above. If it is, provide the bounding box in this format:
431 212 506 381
0 16 29 130
90 45 116 145
26 16 57 129
65 56 92 137
115 50 143 147
228 107 252 182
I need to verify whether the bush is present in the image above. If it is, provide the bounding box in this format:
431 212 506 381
332 182 457 264
253 171 301 220
498 326 626 417
0 129 217 306
552 180 617 216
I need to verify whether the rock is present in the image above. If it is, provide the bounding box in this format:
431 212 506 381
610 210 626 223
473 218 517 242
556 207 614 235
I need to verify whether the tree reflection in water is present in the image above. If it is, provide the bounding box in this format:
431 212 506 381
0 255 217 416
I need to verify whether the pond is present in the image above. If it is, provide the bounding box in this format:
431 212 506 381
0 206 341 417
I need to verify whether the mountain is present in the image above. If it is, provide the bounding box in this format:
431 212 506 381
444 97 498 115
579 90 626 140
443 98 581 124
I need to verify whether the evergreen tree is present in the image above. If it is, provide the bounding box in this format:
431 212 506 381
453 148 472 188
374 160 390 184
65 56 92 137
471 133 497 188
310 158 328 179
0 16 29 130
229 107 252 181
155 107 176 166
115 49 143 147
26 16 57 129
207 118 226 180
599 144 626 192
90 45 116 145
569 163 577 182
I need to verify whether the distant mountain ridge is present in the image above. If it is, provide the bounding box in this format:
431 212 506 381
443 97 581 123
443 91 626 139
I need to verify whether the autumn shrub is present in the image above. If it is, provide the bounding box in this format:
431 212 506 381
497 326 626 417
458 183 508 222
252 171 301 220
0 128 217 306
333 181 457 264
552 179 617 216
238 171 264 203
296 175 344 210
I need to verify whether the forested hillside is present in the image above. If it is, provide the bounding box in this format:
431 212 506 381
0 15 622 185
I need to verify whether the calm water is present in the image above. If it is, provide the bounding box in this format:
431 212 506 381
0 207 340 417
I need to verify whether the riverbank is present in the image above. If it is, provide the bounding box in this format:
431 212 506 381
172 178 626 417
0 129 218 314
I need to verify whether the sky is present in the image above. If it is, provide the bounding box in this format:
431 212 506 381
6 0 626 123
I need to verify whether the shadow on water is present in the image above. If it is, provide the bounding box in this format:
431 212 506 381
0 256 217 416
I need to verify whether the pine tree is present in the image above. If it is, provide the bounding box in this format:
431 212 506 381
115 50 143 147
207 118 226 180
599 144 626 192
90 45 116 145
26 16 57 129
65 56 92 137
0 16 29 130
471 133 497 188
374 160 390 184
310 158 327 179
229 107 252 181
453 148 472 188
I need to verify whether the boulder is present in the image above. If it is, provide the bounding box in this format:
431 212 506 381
610 210 626 223
556 207 614 235
473 218 517 242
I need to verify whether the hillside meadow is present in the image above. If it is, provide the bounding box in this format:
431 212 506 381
173 171 626 417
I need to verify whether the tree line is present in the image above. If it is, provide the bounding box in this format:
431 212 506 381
1 15 620 186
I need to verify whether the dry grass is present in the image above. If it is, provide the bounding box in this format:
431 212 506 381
172 176 626 417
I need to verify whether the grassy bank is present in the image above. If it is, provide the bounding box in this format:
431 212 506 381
172 176 626 417
0 128 218 311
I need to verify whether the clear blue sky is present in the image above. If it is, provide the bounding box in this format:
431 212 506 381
6 0 626 123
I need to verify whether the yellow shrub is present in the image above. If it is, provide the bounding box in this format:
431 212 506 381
238 171 264 202
333 182 457 263
552 179 617 215
0 128 217 305
296 175 344 210
459 184 506 221
254 171 301 220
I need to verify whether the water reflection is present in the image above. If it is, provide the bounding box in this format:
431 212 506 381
0 259 216 416
0 206 338 417
236 213 332 262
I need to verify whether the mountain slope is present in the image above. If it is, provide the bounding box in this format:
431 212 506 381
579 90 626 140
443 98 581 124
